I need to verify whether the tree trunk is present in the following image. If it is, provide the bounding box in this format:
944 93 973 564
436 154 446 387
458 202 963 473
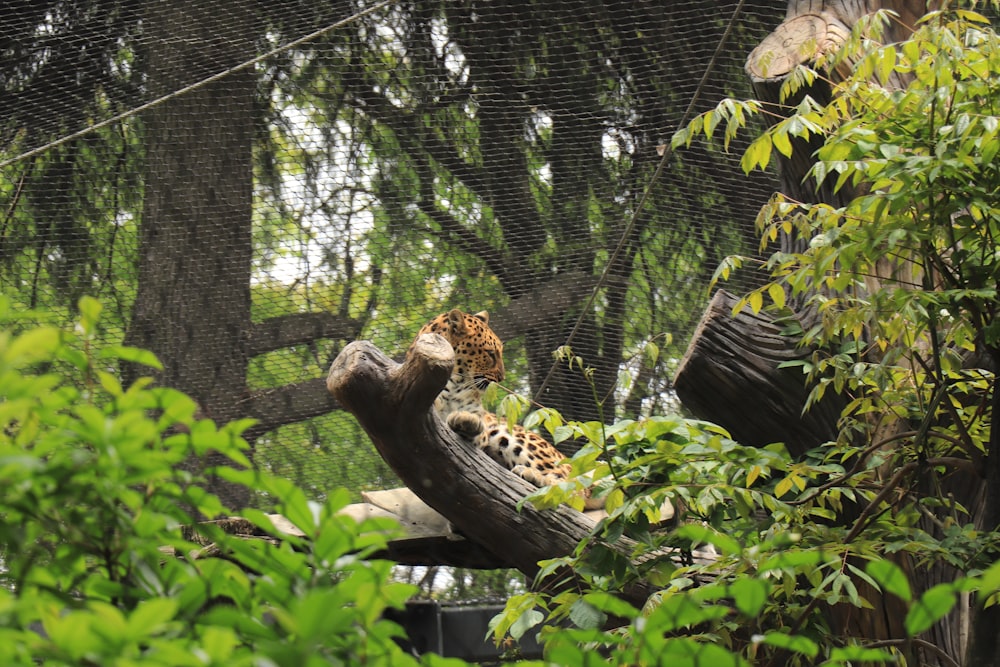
126 0 256 507
745 0 931 209
966 349 1000 665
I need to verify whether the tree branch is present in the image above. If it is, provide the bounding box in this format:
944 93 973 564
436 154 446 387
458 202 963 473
415 178 511 288
248 312 362 357
488 270 598 340
326 334 658 604
242 377 338 441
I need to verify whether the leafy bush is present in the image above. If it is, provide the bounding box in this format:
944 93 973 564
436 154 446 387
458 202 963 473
0 295 456 666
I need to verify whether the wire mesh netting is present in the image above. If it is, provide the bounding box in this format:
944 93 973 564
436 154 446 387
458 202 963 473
1 0 784 507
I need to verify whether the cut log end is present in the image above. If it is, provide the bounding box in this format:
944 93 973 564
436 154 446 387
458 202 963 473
326 334 453 420
745 13 850 82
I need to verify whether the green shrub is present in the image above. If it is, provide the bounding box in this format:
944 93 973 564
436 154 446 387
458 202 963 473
0 295 446 666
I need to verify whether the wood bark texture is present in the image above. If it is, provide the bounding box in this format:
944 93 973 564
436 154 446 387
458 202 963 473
126 0 256 507
674 290 842 457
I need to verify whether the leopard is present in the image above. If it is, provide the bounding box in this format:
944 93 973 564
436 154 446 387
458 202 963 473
416 308 575 489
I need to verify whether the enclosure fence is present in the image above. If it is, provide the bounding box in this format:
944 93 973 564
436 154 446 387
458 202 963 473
1 0 782 504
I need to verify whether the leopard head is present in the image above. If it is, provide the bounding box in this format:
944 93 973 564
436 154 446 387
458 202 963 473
418 308 505 389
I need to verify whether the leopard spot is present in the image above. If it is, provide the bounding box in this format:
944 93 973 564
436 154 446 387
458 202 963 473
512 446 523 457
497 436 509 448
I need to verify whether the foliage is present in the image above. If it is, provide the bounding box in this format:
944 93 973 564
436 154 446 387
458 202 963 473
0 295 467 666
491 5 1000 666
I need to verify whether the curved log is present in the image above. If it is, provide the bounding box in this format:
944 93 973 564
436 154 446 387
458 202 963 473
327 333 666 602
674 290 843 457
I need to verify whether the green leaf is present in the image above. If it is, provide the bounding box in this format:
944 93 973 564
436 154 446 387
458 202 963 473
654 639 748 667
646 594 729 634
125 597 179 640
759 549 827 573
866 560 912 602
877 47 897 84
976 560 1000 601
43 610 107 659
424 655 490 667
569 597 606 629
604 487 625 514
674 523 741 555
741 133 773 174
905 583 957 636
825 645 897 664
756 631 819 658
509 608 544 641
772 128 793 157
582 592 639 621
4 327 62 367
77 296 103 336
99 345 164 371
768 282 786 309
731 578 770 617
199 626 238 663
644 340 660 367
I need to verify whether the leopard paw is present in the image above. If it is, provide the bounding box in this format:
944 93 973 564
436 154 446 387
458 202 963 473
511 464 546 486
447 410 484 439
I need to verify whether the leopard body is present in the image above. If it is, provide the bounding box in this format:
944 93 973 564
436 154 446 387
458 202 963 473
417 309 573 487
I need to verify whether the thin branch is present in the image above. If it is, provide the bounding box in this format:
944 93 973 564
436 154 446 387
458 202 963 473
487 270 598 341
414 192 510 287
844 461 918 545
345 81 492 206
0 0 398 169
534 0 748 401
866 637 961 667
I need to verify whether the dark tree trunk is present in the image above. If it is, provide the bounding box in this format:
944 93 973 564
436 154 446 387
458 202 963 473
967 348 1000 666
125 0 256 507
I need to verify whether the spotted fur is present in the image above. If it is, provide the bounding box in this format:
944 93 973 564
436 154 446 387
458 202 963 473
417 309 573 487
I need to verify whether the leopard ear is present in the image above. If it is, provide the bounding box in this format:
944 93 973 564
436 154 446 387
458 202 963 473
473 311 490 325
447 308 468 334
